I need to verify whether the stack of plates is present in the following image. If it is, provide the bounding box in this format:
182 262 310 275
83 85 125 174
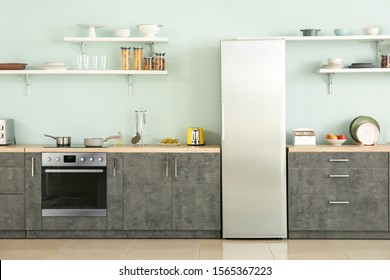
321 64 344 69
39 62 70 70
349 116 380 145
348 63 375 68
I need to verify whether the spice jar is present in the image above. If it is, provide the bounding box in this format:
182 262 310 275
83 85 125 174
381 55 390 68
154 53 166 70
143 57 153 70
121 47 130 70
133 47 143 70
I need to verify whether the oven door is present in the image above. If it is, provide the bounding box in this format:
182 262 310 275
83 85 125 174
41 166 107 217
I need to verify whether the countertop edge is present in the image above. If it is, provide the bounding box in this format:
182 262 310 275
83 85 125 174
1 144 220 153
287 144 390 152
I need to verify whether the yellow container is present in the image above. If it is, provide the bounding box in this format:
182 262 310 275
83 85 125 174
187 127 205 146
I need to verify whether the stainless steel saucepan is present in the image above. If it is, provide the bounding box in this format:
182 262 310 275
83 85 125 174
84 135 121 147
44 134 71 146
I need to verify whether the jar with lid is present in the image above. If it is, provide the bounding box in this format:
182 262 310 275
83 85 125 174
381 55 390 68
133 47 143 70
154 53 166 70
121 47 130 70
143 57 153 70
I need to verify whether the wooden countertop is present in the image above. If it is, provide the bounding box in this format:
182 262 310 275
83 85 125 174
287 144 390 153
0 144 220 153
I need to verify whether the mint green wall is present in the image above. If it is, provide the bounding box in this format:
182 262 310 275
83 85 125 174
1 0 390 145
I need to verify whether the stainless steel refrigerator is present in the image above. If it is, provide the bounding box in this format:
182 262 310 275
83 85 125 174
221 39 287 238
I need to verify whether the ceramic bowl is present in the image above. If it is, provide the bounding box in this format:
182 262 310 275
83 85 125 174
328 58 342 65
364 27 379 35
137 24 163 37
334 28 348 36
326 139 347 145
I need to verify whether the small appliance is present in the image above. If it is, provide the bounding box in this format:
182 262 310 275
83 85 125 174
187 127 205 146
0 119 15 145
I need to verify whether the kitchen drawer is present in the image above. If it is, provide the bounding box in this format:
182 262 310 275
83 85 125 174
288 152 388 169
0 153 24 167
289 194 389 231
288 168 388 195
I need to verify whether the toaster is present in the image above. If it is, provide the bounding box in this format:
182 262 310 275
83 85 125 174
187 127 205 146
0 119 15 145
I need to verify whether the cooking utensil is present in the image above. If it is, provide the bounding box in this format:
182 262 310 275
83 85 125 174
131 112 141 144
84 135 121 147
44 134 71 146
300 29 321 36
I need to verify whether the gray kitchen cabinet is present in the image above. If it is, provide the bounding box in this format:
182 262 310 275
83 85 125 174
171 153 220 230
25 153 42 230
0 153 25 231
123 152 221 232
123 153 172 230
107 153 124 230
288 152 389 238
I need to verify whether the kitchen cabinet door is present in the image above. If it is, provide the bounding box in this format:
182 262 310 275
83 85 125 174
171 153 221 230
25 153 42 230
107 153 123 230
123 153 172 230
0 195 25 230
0 153 24 194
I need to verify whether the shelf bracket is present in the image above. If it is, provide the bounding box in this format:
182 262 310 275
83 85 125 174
151 42 156 54
80 41 87 55
128 74 134 95
376 40 384 62
328 73 335 95
24 74 32 96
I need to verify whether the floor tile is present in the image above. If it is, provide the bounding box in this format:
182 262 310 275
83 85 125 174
284 240 349 260
221 240 274 260
335 240 390 260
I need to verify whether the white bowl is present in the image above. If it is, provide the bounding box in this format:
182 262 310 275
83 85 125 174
137 24 163 38
326 139 347 145
364 27 379 35
115 28 131 37
328 58 342 65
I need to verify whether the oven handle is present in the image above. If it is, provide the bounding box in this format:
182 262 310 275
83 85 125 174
44 169 105 173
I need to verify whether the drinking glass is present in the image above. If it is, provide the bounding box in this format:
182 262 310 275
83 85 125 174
100 55 107 70
77 55 83 70
92 55 98 70
82 54 89 70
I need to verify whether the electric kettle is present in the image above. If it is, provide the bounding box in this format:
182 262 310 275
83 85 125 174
187 127 205 146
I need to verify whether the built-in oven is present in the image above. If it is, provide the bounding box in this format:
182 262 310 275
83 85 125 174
41 152 107 217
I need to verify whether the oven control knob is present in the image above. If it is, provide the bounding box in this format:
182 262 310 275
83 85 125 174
98 157 103 162
0 133 3 139
80 157 85 162
0 125 3 130
47 157 51 162
89 157 94 162
56 157 60 162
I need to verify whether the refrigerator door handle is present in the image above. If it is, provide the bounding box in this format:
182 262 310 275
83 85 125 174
221 102 225 141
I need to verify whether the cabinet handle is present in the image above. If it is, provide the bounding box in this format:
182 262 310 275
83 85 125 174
165 158 169 177
328 201 350 204
328 174 350 178
328 158 349 162
113 158 117 177
174 157 178 177
31 157 35 177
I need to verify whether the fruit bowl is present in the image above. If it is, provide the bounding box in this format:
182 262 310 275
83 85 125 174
326 139 347 145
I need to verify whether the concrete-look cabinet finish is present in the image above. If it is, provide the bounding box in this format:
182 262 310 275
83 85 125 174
0 153 25 237
123 152 221 237
288 151 390 239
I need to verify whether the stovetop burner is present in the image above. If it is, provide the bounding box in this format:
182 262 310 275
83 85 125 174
43 144 113 148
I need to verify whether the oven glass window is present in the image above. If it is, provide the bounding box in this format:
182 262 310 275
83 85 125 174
42 167 107 210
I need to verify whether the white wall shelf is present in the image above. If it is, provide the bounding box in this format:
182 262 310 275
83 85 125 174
0 70 168 95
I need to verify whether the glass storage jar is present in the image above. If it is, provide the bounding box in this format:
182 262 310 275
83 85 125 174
154 53 166 70
121 47 130 70
381 55 390 68
133 47 143 70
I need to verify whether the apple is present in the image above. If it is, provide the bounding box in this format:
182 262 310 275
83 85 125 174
337 134 347 140
326 133 338 140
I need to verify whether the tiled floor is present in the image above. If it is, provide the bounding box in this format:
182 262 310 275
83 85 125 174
1 239 390 260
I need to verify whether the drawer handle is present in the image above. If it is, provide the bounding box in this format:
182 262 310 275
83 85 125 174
328 201 350 204
328 174 350 178
328 159 350 162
